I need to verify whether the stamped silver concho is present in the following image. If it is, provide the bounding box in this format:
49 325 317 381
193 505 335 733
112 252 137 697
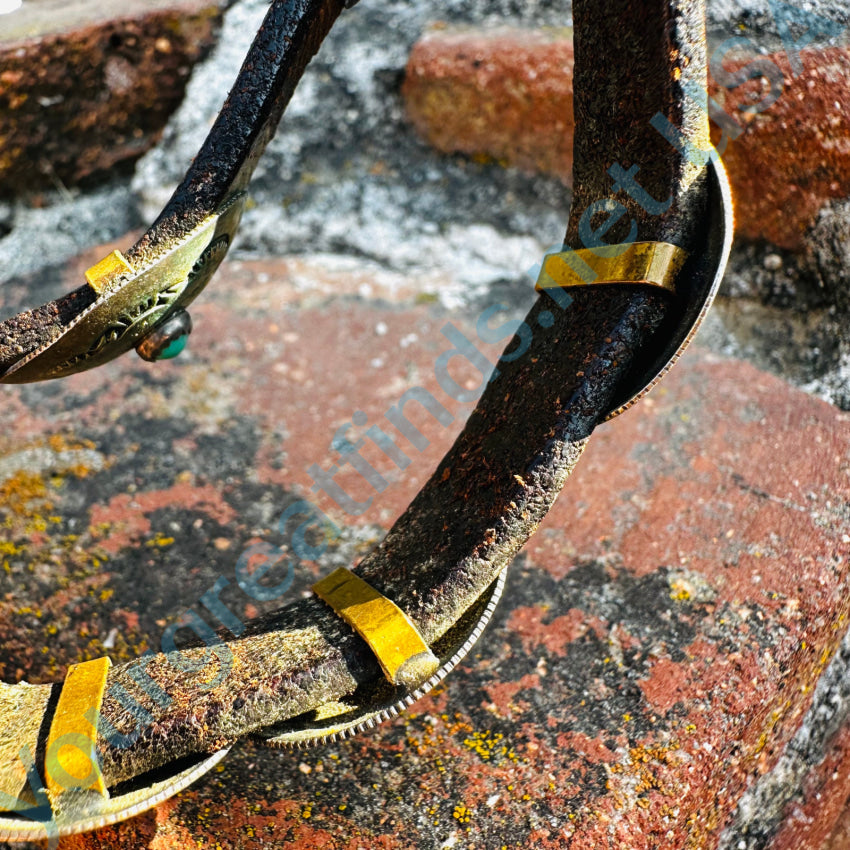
0 747 229 844
603 155 734 419
0 195 244 384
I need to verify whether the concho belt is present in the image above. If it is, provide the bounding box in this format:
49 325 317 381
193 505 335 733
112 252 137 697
0 0 732 840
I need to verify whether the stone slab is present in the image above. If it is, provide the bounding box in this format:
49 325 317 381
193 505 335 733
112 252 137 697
0 247 847 848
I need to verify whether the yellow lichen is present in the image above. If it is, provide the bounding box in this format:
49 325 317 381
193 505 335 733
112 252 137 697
146 533 175 548
452 803 472 824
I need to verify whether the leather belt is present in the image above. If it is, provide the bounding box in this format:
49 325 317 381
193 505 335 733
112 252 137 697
0 0 732 840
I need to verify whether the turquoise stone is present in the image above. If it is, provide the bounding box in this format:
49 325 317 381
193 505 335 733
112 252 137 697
135 309 193 363
158 333 189 360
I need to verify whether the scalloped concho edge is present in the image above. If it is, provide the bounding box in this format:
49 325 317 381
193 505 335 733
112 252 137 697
0 747 230 843
604 154 734 420
260 567 509 749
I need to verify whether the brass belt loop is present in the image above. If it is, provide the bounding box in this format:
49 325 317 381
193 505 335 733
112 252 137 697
313 568 440 689
84 250 134 296
45 656 112 804
535 241 688 293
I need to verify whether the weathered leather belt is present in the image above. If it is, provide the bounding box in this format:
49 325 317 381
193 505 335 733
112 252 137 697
0 0 732 840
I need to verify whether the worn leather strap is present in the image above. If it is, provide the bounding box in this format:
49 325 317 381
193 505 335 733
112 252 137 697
98 0 713 785
0 0 723 832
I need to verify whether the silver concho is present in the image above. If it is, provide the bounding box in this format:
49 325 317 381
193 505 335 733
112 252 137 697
0 195 243 384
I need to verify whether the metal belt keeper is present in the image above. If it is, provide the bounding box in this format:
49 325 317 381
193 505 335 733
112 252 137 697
312 567 441 688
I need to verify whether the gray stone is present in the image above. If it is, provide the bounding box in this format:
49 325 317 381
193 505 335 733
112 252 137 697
706 0 850 51
132 0 571 293
0 182 139 287
806 199 850 318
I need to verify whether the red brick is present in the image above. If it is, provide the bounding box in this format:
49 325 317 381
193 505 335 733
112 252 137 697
824 791 850 850
403 29 850 250
0 0 224 197
710 46 850 250
403 28 575 181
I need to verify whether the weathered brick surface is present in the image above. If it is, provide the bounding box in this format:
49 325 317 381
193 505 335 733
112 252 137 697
402 28 575 181
403 29 850 250
0 243 848 848
824 792 850 850
0 0 224 197
714 47 850 251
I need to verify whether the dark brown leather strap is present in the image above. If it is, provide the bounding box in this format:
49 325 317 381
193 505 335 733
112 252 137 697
90 0 713 786
0 0 720 822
